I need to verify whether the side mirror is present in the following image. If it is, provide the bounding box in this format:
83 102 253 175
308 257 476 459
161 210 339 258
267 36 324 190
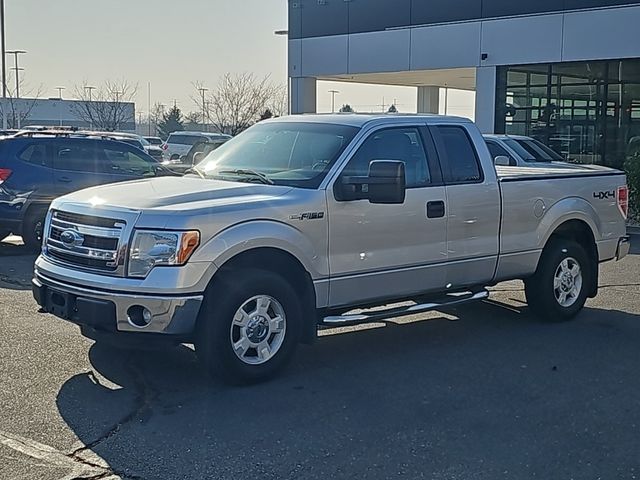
494 155 512 166
367 160 406 204
336 160 406 204
193 152 206 165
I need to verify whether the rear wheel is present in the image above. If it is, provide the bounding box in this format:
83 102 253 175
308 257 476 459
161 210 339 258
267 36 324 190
22 207 47 252
525 239 590 321
195 269 302 384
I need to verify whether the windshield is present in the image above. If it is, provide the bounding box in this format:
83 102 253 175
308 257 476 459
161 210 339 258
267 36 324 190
196 122 359 188
504 138 564 162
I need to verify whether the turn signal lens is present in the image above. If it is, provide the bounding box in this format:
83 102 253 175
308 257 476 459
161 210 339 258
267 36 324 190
177 231 200 264
0 168 12 184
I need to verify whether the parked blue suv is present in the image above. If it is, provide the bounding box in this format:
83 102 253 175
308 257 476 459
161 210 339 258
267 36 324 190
0 132 172 250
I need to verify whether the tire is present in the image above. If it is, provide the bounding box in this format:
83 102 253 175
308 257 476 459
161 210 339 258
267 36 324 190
195 269 302 385
525 239 590 321
22 207 47 252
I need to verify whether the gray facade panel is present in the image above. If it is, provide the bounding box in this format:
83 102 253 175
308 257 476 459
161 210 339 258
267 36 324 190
289 0 640 39
349 0 411 34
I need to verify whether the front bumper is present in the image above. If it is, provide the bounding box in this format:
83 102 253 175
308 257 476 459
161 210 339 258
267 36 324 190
617 236 631 261
33 271 203 336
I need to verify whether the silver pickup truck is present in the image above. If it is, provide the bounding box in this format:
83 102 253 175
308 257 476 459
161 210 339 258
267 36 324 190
32 114 630 383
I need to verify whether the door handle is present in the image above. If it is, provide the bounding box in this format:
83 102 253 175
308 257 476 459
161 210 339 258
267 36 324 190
427 201 445 219
58 177 72 183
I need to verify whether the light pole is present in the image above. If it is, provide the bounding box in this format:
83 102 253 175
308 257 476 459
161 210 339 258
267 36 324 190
84 85 96 102
198 86 208 132
0 0 6 99
6 50 26 98
55 86 65 100
329 90 340 113
274 29 289 115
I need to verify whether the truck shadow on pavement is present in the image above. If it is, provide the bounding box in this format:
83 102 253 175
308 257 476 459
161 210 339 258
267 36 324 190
55 300 640 479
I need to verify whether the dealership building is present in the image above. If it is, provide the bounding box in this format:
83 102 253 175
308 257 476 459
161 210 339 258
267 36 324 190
287 0 640 168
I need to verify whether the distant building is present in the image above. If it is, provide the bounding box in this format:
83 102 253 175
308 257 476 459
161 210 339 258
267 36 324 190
288 0 640 167
0 97 135 131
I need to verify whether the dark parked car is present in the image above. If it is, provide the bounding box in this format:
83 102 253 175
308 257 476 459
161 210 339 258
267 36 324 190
0 131 173 250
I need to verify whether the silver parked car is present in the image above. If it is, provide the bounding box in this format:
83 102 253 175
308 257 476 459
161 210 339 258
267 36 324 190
484 134 567 167
163 131 232 160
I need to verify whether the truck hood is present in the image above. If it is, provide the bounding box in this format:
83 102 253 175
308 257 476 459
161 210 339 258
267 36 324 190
54 176 294 211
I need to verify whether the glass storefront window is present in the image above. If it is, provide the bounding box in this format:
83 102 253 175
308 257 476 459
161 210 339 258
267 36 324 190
496 59 640 168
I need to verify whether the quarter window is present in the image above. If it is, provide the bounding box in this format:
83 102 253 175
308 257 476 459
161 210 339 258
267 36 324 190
19 143 51 167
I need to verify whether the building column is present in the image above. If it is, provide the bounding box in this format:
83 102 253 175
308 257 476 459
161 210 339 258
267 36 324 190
291 77 317 114
475 66 497 133
417 86 440 114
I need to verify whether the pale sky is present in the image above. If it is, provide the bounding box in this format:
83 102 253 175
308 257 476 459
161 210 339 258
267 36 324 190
8 0 474 118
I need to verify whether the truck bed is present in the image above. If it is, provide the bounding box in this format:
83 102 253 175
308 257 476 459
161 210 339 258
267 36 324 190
496 163 623 181
494 162 627 283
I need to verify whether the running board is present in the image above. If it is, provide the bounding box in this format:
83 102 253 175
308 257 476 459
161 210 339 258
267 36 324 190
321 289 489 326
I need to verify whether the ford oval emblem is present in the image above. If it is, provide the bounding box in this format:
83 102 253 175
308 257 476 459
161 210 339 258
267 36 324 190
59 230 84 247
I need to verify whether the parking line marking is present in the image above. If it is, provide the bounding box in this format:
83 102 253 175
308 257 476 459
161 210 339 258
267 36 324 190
0 429 108 479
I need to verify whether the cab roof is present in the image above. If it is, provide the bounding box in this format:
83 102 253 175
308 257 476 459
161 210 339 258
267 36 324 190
266 113 473 128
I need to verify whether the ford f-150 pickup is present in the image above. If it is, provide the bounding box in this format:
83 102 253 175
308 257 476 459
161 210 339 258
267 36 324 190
32 114 630 383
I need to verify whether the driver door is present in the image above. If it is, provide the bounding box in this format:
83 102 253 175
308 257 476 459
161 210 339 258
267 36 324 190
326 126 448 307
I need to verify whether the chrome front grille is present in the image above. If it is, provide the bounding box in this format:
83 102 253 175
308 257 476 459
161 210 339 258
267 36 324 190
45 209 126 273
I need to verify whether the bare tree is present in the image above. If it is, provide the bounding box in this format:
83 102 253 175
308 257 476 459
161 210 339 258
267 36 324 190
268 84 288 118
71 80 137 131
202 73 279 136
0 74 43 129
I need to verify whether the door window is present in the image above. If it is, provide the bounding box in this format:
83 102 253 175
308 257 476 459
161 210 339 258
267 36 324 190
342 127 432 188
434 126 483 184
103 146 156 176
54 142 101 172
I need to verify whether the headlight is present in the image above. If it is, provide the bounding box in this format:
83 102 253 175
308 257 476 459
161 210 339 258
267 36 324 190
128 230 200 278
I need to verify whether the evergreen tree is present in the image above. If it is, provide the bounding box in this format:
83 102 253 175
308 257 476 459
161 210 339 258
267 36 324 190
157 106 184 139
339 104 354 113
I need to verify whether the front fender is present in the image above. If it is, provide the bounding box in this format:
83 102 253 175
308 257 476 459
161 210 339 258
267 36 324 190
190 218 327 283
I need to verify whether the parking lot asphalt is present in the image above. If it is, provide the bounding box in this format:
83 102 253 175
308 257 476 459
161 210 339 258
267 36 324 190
1 235 639 480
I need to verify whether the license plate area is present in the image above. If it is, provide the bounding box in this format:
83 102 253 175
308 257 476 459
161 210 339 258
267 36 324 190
46 288 75 320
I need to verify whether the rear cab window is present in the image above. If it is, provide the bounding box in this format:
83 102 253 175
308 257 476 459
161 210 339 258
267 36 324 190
432 125 483 184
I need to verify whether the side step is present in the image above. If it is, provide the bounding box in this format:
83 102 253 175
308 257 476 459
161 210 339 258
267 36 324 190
321 289 489 326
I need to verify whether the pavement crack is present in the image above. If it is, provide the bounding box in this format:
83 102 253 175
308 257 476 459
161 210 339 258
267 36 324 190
66 362 155 480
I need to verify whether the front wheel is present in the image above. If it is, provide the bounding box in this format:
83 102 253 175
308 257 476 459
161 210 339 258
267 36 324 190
525 239 590 321
195 269 302 384
23 207 47 252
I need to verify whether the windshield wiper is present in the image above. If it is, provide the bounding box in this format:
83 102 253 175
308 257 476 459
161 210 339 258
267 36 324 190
217 169 274 185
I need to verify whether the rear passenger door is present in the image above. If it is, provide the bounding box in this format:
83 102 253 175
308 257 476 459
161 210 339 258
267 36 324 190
430 124 501 289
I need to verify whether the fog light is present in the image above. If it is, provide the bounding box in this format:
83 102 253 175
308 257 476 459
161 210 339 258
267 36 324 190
127 305 153 328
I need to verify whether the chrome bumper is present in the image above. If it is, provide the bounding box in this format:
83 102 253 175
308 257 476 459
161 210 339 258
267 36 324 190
33 271 203 336
617 236 631 261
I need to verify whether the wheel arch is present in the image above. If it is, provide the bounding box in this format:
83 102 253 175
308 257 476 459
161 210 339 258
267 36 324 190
203 246 318 344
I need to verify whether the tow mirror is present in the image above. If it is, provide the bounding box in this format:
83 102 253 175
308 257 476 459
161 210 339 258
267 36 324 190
337 160 406 204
